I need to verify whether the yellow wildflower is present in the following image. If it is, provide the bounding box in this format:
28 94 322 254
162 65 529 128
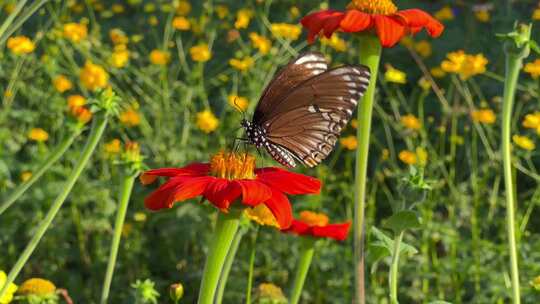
533 8 540 20
104 139 121 155
196 110 219 133
399 150 417 165
119 107 141 127
149 49 170 65
522 112 540 135
63 22 88 42
67 94 86 112
28 128 49 142
320 33 347 52
475 10 490 23
134 212 147 222
471 108 496 124
4 4 15 14
110 44 130 68
18 278 56 295
524 59 540 79
441 50 466 73
190 43 212 62
401 114 421 130
418 77 431 91
148 15 158 26
228 95 249 111
434 5 454 21
112 4 125 14
340 135 358 150
229 57 254 72
109 28 129 45
513 135 535 151
400 36 414 48
172 16 190 31
416 147 428 166
176 0 191 16
249 33 271 55
244 204 279 228
414 40 432 58
235 9 253 29
441 50 488 80
381 149 390 161
0 271 17 304
351 119 358 129
430 67 446 78
256 283 287 303
7 36 35 55
80 61 109 91
271 23 302 40
531 275 540 291
20 171 32 182
216 5 229 19
290 6 300 18
385 65 407 84
53 75 73 93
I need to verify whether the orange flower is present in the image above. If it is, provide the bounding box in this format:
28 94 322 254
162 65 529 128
301 0 444 47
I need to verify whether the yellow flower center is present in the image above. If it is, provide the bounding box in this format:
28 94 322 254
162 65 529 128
18 278 56 295
347 0 398 15
299 211 329 227
244 205 279 228
210 151 256 180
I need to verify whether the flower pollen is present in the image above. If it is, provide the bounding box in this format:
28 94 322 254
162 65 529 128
347 0 398 15
210 151 256 180
299 211 329 227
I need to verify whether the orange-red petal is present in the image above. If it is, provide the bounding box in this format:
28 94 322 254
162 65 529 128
256 167 321 195
144 176 212 210
340 10 372 32
140 163 210 185
263 189 293 229
373 15 406 47
311 222 351 241
300 10 345 43
204 179 241 210
235 180 272 206
395 9 444 38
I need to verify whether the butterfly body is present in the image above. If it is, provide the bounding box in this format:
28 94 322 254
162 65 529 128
242 51 371 168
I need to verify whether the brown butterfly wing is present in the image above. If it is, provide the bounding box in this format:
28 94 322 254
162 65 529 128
253 52 328 123
262 66 370 167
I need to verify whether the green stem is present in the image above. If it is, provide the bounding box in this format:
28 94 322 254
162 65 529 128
290 238 315 304
502 53 524 304
0 131 80 216
0 114 108 298
215 226 246 304
197 211 241 304
100 172 138 304
389 231 404 304
245 226 259 304
354 34 382 304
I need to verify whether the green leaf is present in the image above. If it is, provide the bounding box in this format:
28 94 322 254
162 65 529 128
428 301 453 304
384 211 422 233
367 227 418 264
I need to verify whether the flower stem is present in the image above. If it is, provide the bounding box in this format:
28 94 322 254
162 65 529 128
197 211 241 304
215 226 246 304
0 131 80 216
245 226 259 304
290 238 315 304
502 52 525 304
354 34 382 304
0 114 109 298
389 231 404 304
100 171 138 304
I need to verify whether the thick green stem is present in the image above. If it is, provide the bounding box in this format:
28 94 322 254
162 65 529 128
289 238 315 304
502 53 523 304
389 232 404 304
0 114 108 298
215 226 246 304
100 172 138 304
245 226 259 304
0 131 80 216
354 34 382 304
197 211 240 304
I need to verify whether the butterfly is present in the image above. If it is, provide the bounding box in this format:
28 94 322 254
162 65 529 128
241 51 371 168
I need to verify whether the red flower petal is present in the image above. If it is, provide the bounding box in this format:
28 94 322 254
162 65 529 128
140 163 210 185
395 9 444 38
312 222 351 241
203 179 241 210
235 180 272 206
256 167 321 195
145 176 211 210
285 219 311 235
264 189 293 229
301 10 344 43
340 10 372 33
373 15 406 47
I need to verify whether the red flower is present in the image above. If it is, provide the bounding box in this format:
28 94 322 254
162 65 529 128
140 151 321 229
283 211 351 241
300 0 444 48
